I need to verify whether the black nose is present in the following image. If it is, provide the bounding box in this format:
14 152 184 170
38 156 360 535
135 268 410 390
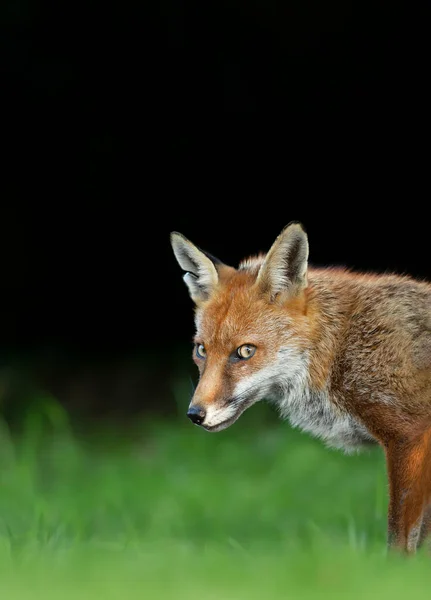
187 406 206 425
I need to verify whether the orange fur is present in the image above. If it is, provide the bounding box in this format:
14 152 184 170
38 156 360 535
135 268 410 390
171 223 431 553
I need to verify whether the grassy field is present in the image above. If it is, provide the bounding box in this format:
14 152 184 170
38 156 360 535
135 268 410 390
1 397 431 599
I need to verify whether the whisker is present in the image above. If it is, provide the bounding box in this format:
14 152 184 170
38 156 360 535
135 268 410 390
227 374 288 408
188 372 289 407
189 376 196 393
188 376 197 400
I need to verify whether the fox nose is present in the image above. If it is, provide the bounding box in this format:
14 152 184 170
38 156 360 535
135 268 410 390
187 405 206 425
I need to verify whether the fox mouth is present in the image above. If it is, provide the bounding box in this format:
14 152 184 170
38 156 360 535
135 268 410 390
201 410 244 432
202 417 238 432
201 407 247 432
199 392 263 432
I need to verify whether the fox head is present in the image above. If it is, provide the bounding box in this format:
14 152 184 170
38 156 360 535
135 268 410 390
170 222 311 432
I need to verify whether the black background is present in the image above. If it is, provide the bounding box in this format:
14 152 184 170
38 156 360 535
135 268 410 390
1 0 428 360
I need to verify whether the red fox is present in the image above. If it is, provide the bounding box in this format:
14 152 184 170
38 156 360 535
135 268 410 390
170 222 431 554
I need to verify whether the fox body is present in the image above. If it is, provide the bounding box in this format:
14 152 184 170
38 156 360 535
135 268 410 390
170 223 431 553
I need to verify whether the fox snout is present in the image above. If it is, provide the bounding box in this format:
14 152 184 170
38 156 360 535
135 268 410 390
186 396 251 432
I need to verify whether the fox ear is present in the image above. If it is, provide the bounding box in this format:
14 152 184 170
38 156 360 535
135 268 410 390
170 232 221 303
256 222 309 299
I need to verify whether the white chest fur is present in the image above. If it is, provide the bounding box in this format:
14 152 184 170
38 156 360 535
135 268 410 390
278 384 374 452
275 359 374 452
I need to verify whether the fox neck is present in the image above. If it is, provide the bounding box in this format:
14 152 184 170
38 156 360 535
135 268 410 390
266 279 374 451
265 347 373 452
301 270 354 392
266 274 349 401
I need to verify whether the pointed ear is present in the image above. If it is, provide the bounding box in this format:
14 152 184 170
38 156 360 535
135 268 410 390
256 222 309 299
170 232 221 303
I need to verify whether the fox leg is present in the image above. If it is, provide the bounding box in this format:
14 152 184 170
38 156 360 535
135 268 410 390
385 429 431 554
417 501 431 550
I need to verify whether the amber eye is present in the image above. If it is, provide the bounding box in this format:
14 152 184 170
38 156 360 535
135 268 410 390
196 343 206 359
236 344 256 360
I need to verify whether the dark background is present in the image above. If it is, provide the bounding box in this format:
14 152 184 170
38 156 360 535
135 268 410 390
1 0 428 424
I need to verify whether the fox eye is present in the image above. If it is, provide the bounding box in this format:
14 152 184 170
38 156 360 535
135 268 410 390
195 343 206 359
236 344 256 360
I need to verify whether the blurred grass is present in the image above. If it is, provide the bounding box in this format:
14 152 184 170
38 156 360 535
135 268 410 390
1 391 431 598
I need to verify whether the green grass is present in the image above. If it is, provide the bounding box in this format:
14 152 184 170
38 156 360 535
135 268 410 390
1 398 431 598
